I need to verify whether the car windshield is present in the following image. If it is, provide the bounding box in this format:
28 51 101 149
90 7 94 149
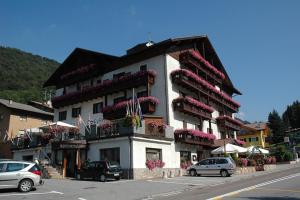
109 161 120 167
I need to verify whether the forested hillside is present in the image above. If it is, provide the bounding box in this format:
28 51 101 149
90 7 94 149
0 46 59 103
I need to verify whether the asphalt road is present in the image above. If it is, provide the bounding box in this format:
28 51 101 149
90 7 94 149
154 165 300 200
0 164 299 200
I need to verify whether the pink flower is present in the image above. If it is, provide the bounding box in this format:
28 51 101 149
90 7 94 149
173 96 214 113
102 96 159 113
217 115 243 126
171 69 240 108
174 129 216 140
52 70 157 107
181 50 226 80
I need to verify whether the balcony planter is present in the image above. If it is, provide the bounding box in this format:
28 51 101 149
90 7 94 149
180 50 225 80
173 96 213 119
52 70 157 108
217 115 242 131
174 129 215 146
171 69 240 112
103 96 159 120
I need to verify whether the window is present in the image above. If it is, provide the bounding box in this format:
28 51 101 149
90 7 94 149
216 158 228 164
113 72 125 80
183 121 187 129
180 151 191 164
19 116 27 121
114 96 126 104
207 128 213 134
5 163 29 172
100 148 120 164
146 148 162 160
137 91 148 98
256 137 259 142
90 79 94 86
72 107 81 118
76 83 81 91
0 163 4 172
93 102 103 114
59 111 67 121
140 64 147 71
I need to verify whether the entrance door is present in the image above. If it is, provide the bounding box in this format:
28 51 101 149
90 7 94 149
66 150 76 177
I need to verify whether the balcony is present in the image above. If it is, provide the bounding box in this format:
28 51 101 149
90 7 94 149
103 96 158 120
171 69 240 112
172 96 213 120
52 70 156 108
174 129 215 146
180 50 225 84
86 117 174 141
217 116 242 131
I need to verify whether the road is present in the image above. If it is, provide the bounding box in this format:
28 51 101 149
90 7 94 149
0 164 299 200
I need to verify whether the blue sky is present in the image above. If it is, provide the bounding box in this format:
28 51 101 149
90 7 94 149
1 0 299 122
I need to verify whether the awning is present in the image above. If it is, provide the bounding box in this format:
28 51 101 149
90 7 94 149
211 143 248 154
247 146 269 154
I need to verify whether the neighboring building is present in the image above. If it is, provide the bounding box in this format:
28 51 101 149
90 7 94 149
237 122 270 148
0 99 53 158
15 36 242 179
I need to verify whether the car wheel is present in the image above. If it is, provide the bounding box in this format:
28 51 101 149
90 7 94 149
190 169 197 176
115 176 120 181
220 170 228 177
76 173 82 180
19 179 33 192
100 174 106 182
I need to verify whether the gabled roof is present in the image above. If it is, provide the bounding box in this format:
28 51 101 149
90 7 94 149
244 122 268 131
0 99 53 116
44 36 241 94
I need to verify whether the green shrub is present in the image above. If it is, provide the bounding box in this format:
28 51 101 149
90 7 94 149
283 151 293 161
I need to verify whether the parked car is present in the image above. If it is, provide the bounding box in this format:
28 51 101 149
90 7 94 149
0 160 43 192
77 160 123 182
187 157 236 177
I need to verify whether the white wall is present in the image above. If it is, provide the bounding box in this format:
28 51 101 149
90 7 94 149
54 97 104 134
88 137 131 169
53 55 167 128
131 137 176 168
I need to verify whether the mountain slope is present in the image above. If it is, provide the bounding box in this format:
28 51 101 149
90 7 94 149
0 46 60 103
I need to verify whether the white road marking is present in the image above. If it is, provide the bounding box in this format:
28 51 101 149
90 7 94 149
147 179 204 186
78 198 87 200
206 172 300 200
0 190 64 197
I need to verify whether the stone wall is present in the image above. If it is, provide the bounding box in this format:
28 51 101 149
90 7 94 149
132 168 184 179
235 166 256 175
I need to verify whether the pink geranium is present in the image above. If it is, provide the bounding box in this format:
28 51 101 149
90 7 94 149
102 96 159 113
174 129 216 140
181 50 226 80
173 96 214 113
171 69 240 108
217 115 243 126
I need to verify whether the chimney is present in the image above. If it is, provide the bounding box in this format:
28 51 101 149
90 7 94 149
9 99 13 104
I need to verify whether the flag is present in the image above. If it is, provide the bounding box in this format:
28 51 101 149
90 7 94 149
2 130 9 142
24 129 32 141
126 101 130 117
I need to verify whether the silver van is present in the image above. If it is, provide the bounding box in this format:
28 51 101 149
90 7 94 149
187 157 236 177
0 160 43 192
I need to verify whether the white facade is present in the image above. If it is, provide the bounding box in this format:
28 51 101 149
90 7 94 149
50 43 240 179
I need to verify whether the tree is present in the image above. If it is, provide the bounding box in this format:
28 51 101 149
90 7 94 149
282 101 300 129
268 110 285 144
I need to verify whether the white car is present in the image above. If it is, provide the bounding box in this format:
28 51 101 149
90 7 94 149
0 160 43 192
187 157 236 177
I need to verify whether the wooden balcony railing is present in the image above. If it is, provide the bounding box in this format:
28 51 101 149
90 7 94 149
216 116 242 131
180 50 225 84
172 96 212 120
171 69 239 113
103 96 158 120
174 129 215 146
52 70 156 108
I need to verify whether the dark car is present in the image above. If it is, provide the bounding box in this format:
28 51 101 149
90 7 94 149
76 161 122 182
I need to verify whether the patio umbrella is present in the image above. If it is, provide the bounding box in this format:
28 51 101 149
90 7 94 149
247 146 269 154
211 143 248 154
